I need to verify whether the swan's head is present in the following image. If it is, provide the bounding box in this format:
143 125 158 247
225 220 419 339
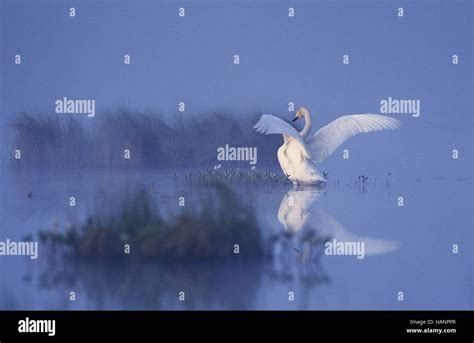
293 107 310 122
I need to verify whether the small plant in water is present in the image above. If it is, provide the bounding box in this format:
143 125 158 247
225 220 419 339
357 174 369 193
183 168 290 186
37 183 266 261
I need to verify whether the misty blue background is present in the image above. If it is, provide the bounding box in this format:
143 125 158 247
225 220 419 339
0 0 472 310
1 0 472 177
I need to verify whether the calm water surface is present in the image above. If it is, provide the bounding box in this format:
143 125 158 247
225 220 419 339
0 169 471 310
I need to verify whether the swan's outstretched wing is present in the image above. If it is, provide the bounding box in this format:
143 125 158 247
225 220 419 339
254 114 310 158
307 114 400 163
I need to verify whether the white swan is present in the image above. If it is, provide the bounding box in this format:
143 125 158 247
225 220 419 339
254 107 401 184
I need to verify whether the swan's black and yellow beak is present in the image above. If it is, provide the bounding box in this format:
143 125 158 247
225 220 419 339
293 110 301 121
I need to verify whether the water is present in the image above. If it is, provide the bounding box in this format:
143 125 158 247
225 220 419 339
0 169 470 310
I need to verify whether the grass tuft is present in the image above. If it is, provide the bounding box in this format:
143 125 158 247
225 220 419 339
10 109 281 169
37 182 265 261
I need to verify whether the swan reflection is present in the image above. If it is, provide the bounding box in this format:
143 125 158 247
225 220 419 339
269 187 399 285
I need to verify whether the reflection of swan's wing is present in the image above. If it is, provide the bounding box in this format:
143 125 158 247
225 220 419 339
306 114 400 163
277 189 322 233
313 208 399 255
342 236 399 255
254 114 310 158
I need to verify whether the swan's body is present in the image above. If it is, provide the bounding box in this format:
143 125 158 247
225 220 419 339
254 107 401 185
277 139 324 184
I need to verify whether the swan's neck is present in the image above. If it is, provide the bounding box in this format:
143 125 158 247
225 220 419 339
300 112 312 137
